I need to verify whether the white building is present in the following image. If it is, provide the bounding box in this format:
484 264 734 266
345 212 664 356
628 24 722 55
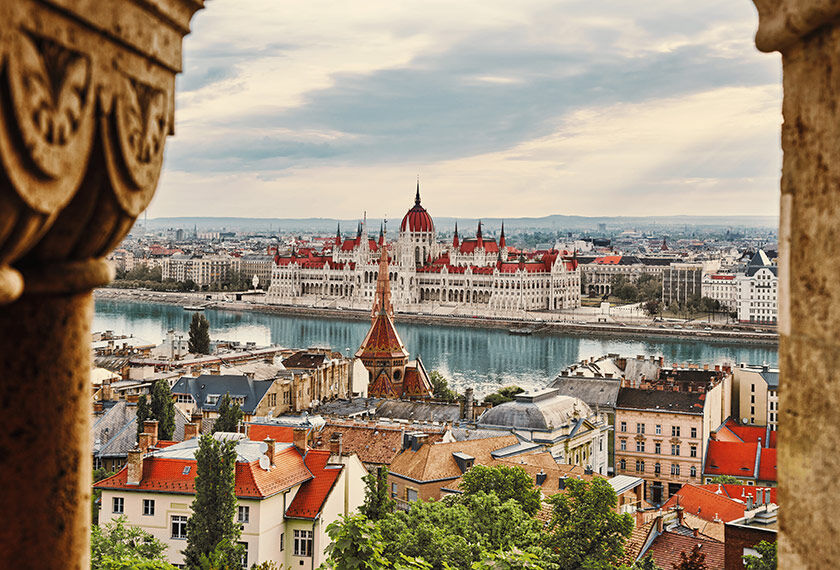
266 186 581 313
162 254 242 286
701 273 738 311
736 250 778 324
95 429 366 568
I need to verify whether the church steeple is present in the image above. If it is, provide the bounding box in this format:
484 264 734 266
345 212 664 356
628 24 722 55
335 223 342 246
453 222 460 247
499 221 506 250
415 177 421 206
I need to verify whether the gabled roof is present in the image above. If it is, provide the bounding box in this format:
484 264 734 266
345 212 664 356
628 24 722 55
401 360 434 398
285 450 343 519
389 435 518 482
93 401 191 459
309 422 446 466
703 440 760 480
549 377 621 410
171 375 274 415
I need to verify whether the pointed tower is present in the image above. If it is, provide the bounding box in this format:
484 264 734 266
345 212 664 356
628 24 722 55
335 223 342 247
378 222 385 247
356 237 412 399
476 220 484 248
499 221 507 261
453 222 460 248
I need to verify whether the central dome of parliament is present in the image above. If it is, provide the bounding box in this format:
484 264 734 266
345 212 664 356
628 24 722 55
400 182 434 233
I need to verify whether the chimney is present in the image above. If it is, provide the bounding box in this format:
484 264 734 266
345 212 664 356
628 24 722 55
184 422 199 440
101 383 113 402
138 432 152 453
693 528 699 537
93 401 104 413
703 364 709 371
191 412 203 434
756 488 764 507
264 437 276 466
126 394 139 403
329 432 343 456
126 449 143 485
464 388 474 420
714 365 720 372
710 431 717 441
765 488 771 505
143 420 159 446
656 514 664 533
675 504 685 526
746 495 754 510
293 427 309 453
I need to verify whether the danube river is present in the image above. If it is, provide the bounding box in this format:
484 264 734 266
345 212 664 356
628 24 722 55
94 299 778 396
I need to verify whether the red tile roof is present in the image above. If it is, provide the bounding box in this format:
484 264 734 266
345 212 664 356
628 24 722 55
593 255 622 265
704 440 758 479
758 448 777 481
285 450 342 519
719 419 776 447
645 531 724 570
662 484 746 523
248 424 294 443
94 444 312 499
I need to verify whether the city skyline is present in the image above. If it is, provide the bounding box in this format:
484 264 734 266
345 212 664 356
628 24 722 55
150 1 782 219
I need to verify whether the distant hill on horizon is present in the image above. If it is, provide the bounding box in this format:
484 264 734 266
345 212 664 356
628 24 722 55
138 213 779 234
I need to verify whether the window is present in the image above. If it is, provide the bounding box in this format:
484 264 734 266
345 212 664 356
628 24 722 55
238 542 248 567
636 460 645 473
176 394 193 403
655 442 661 455
690 446 697 458
671 426 680 437
671 444 680 456
171 515 188 539
182 466 191 475
620 459 626 471
654 462 661 475
751 395 756 404
671 464 680 476
690 466 697 478
112 497 124 514
655 424 662 435
620 439 626 451
268 393 277 407
391 482 398 499
206 394 220 405
143 499 155 516
406 488 419 502
751 384 755 392
293 530 313 557
636 441 645 453
636 423 645 434
620 421 627 432
690 427 697 439
280 532 284 552
599 438 603 452
238 505 250 524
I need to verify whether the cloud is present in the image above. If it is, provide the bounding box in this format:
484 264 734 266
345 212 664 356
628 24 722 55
151 0 781 218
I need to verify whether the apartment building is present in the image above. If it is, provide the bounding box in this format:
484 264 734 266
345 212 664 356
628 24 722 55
736 250 778 324
95 429 366 568
731 364 780 429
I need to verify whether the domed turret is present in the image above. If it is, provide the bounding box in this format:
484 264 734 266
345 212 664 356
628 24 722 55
400 181 434 233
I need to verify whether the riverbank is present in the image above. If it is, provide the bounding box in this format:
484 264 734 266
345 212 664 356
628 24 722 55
94 288 779 347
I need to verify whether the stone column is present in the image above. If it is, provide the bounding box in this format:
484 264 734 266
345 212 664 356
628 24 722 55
750 1 840 567
0 1 202 568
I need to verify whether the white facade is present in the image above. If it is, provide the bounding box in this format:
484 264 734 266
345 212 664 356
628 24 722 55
701 274 738 311
736 266 778 324
162 255 242 286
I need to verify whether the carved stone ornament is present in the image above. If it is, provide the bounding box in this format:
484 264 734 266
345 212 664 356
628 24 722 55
0 0 203 303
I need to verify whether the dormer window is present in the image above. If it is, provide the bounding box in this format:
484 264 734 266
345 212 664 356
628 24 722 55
206 394 220 405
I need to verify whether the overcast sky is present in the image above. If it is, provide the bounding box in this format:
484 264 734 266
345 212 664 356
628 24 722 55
148 1 782 220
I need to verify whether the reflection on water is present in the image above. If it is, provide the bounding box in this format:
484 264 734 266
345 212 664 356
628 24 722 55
94 299 778 395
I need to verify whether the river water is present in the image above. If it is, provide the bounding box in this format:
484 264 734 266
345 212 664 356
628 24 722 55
94 299 778 396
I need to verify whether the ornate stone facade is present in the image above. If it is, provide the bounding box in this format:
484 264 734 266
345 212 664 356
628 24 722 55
0 1 202 567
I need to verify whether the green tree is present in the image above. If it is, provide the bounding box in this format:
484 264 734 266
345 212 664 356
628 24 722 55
183 435 243 569
91 516 173 570
672 544 707 570
430 371 458 402
616 554 662 570
483 386 524 407
136 394 151 441
150 379 176 440
459 465 541 516
213 393 244 433
542 477 634 570
189 313 211 355
360 466 395 521
322 514 389 570
709 475 740 485
376 492 545 569
743 541 777 570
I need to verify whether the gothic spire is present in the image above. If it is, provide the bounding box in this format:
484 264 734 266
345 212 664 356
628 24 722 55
415 176 421 206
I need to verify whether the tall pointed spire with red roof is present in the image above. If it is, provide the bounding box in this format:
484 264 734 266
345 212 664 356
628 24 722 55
476 220 483 248
453 222 459 247
371 230 393 321
499 221 506 250
335 223 342 246
378 222 384 246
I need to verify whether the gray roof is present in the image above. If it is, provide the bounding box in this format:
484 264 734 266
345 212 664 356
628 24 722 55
375 400 461 422
760 371 779 389
616 387 705 414
449 427 510 441
549 377 621 410
608 475 644 495
92 400 191 459
317 398 381 418
478 389 592 432
171 374 274 414
745 249 777 277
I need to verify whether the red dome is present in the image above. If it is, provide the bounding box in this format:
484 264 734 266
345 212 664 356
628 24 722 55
400 183 434 233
